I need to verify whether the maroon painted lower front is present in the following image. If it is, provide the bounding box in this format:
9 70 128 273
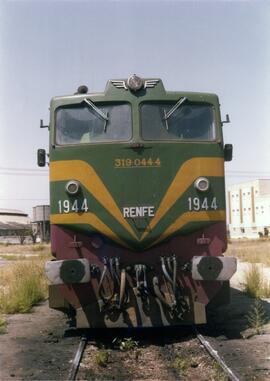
50 222 227 313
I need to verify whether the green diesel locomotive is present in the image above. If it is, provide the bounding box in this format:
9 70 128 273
39 75 236 328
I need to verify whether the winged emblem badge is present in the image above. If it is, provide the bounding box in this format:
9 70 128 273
111 75 159 92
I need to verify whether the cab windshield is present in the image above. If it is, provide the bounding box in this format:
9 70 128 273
140 102 216 141
56 102 132 145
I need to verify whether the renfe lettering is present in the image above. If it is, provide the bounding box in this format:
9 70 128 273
123 206 155 218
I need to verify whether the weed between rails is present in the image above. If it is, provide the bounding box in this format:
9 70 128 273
118 337 139 351
95 349 110 367
0 259 48 314
172 348 227 380
173 356 193 375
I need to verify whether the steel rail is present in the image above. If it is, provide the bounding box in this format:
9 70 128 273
67 336 88 381
196 331 240 381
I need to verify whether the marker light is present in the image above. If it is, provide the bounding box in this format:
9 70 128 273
77 85 88 94
127 74 143 91
194 177 210 192
65 180 80 195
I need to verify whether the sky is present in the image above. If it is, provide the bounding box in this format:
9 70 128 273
0 0 270 217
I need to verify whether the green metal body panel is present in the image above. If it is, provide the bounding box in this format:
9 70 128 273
49 79 226 251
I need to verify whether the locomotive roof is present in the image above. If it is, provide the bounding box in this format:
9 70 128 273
50 76 219 105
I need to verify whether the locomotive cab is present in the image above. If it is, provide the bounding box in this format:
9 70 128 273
41 75 236 328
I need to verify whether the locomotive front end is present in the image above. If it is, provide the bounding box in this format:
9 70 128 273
43 76 236 328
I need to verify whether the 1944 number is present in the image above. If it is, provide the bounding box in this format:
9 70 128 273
188 197 218 211
58 198 89 214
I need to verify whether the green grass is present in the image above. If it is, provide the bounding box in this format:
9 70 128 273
0 254 28 261
243 263 270 298
0 315 6 334
0 243 50 255
246 298 268 335
0 259 48 314
119 337 139 351
226 240 270 267
0 253 51 261
173 356 193 374
172 353 228 380
95 349 109 367
212 362 229 381
32 244 46 252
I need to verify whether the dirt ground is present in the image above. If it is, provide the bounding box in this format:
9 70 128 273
77 334 228 381
0 302 78 381
1 276 269 381
204 285 270 381
76 266 270 381
0 301 227 381
0 242 270 381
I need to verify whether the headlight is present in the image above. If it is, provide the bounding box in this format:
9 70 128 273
194 177 209 192
127 74 143 91
65 180 80 195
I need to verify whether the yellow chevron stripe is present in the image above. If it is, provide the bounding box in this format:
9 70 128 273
140 157 224 241
50 160 138 240
149 210 226 247
50 213 129 248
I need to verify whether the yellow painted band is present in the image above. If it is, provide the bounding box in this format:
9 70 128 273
50 157 224 247
50 213 129 248
50 160 138 240
141 157 224 241
149 210 226 247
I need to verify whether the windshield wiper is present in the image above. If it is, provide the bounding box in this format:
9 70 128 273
83 98 109 132
163 97 187 130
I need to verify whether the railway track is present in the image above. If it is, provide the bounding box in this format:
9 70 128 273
67 336 88 381
195 331 240 381
67 329 241 381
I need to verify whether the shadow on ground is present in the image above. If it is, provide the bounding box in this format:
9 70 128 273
204 287 270 339
65 287 270 346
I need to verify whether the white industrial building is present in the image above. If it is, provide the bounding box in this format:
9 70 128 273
0 206 50 243
32 205 50 242
0 209 31 243
227 180 270 239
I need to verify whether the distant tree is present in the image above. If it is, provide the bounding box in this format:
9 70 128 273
30 230 38 244
14 228 31 245
15 230 27 245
